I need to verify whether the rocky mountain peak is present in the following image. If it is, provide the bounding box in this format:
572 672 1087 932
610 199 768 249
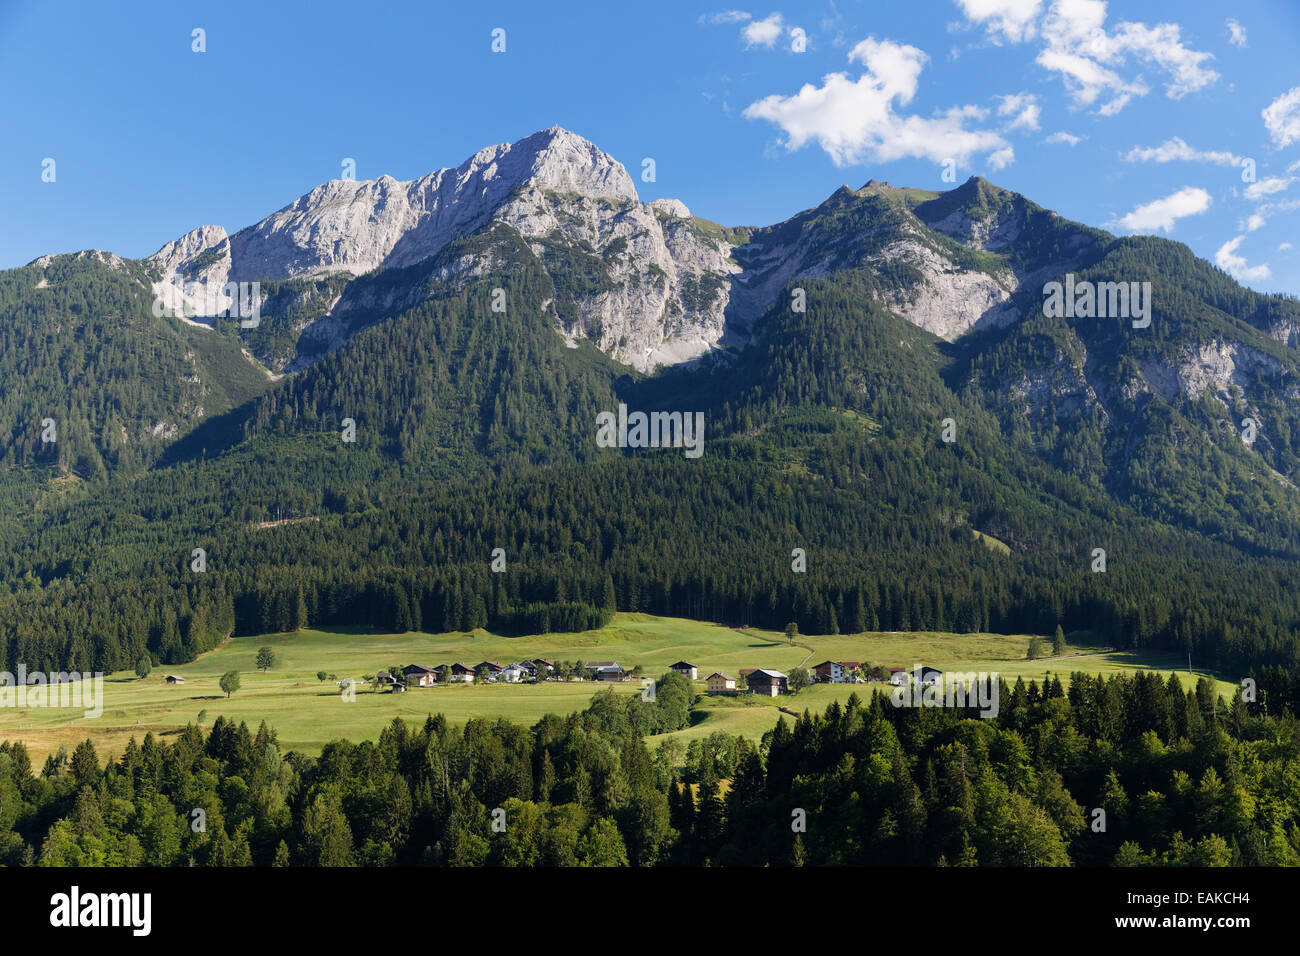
150 224 229 270
137 131 1094 379
648 198 691 219
507 126 638 202
147 128 636 289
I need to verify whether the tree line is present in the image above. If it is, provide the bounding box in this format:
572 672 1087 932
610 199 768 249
5 671 1297 867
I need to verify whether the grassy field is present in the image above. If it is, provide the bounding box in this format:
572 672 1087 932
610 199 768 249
0 614 1237 764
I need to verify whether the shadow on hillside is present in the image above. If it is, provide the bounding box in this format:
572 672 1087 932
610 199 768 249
152 402 257 469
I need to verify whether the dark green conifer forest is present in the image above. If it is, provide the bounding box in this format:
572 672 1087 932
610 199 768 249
8 673 1297 867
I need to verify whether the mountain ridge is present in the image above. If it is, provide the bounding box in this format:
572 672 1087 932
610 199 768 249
28 127 1294 385
12 126 1300 539
133 130 1130 376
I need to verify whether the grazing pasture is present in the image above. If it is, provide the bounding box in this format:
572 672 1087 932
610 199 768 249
0 614 1236 764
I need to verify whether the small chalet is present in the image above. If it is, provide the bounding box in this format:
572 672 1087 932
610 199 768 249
402 664 438 687
706 672 737 694
532 659 555 673
887 667 907 686
447 663 476 683
812 660 864 684
588 661 626 682
670 661 699 680
500 663 528 683
164 675 185 685
746 669 788 697
919 666 943 687
812 660 845 683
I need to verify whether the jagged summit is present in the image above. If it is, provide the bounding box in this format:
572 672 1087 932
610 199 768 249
505 126 638 202
132 129 1099 376
945 174 1013 206
148 127 637 285
142 126 735 373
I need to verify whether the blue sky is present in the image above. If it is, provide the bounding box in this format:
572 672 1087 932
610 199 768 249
2 0 1297 293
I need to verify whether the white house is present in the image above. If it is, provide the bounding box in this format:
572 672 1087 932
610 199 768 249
500 664 528 683
670 661 699 680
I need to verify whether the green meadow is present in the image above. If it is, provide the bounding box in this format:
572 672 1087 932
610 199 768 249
0 614 1237 764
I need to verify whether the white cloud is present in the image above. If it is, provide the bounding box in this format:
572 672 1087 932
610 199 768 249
1243 198 1300 232
846 37 927 99
1106 186 1211 233
743 13 785 47
956 0 1221 115
1225 18 1246 48
1043 0 1107 45
1122 137 1242 166
1215 235 1271 281
743 37 1011 167
1045 130 1083 145
1263 88 1300 149
700 10 752 24
1244 176 1293 201
987 147 1016 170
1035 46 1146 115
1110 22 1218 100
996 92 1041 130
954 0 1044 44
1279 242 1293 251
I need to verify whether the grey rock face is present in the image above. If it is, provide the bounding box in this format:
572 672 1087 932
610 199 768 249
147 225 233 321
153 128 637 286
492 186 739 370
149 127 740 371
137 128 1157 377
867 234 1019 340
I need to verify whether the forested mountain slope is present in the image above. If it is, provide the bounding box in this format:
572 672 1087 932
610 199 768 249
0 252 271 482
